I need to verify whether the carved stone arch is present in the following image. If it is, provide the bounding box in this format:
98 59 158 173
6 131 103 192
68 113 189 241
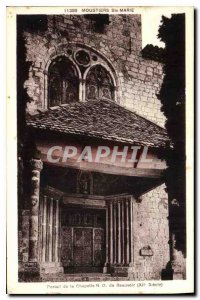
44 54 81 79
66 42 122 102
84 64 116 101
83 62 117 88
44 54 82 108
47 55 79 107
42 42 122 107
71 43 119 81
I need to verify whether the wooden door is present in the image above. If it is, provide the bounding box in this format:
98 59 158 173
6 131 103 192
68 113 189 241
73 228 93 267
93 228 105 266
61 207 105 272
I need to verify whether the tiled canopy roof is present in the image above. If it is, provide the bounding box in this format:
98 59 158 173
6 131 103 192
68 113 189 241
26 99 169 148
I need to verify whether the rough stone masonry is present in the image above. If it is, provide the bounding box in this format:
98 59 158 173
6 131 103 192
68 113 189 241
24 14 166 127
18 14 186 281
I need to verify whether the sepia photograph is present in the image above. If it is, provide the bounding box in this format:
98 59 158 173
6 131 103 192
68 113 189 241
6 6 194 294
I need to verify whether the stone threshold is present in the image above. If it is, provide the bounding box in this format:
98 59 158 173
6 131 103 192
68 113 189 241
40 273 137 282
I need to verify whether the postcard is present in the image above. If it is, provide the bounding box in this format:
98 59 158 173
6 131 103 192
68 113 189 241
6 6 194 294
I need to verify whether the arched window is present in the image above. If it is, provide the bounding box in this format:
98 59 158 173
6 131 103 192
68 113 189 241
48 56 79 107
86 65 114 101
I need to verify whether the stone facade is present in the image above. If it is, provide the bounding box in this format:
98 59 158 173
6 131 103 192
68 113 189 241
23 14 165 127
18 14 174 281
19 168 170 280
132 183 169 280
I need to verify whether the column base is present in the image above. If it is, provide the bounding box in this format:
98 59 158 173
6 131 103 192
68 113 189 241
161 261 185 280
40 262 64 274
19 261 64 281
18 262 40 282
171 263 186 280
23 261 39 271
110 265 134 278
103 266 108 274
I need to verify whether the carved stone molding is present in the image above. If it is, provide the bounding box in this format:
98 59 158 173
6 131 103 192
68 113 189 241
30 158 43 171
29 158 43 263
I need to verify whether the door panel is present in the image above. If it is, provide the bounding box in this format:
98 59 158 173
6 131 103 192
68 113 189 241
73 228 93 266
61 227 73 266
61 208 106 272
93 228 105 266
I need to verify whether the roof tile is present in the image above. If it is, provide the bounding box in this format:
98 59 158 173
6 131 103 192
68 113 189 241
26 99 169 147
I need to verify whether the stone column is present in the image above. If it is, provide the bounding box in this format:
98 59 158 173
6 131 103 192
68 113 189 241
130 200 134 265
54 199 59 262
80 79 84 101
117 201 121 264
113 202 117 265
48 197 53 262
103 207 109 273
29 158 43 263
107 196 134 277
109 202 113 265
125 200 130 264
107 195 134 277
21 210 30 263
42 195 47 262
121 200 125 265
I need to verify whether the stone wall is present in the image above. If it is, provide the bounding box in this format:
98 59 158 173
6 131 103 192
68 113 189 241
132 183 170 280
22 14 166 127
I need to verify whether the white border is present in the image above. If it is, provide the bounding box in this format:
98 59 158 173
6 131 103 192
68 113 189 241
2 0 196 293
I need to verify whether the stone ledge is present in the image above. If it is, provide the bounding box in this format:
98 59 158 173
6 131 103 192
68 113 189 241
40 262 64 274
110 266 134 278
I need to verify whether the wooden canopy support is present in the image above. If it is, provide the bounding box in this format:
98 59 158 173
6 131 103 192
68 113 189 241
41 154 164 178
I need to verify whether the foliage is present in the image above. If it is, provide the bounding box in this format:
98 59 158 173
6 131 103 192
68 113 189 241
158 14 186 255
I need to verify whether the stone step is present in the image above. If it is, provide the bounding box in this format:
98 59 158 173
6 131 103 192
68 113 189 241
40 262 62 268
40 273 134 282
40 264 64 274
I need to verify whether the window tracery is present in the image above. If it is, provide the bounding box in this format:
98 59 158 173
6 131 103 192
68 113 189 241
86 65 114 101
48 56 79 107
47 48 116 107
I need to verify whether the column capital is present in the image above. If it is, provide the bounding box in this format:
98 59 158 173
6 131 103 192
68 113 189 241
30 158 43 171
